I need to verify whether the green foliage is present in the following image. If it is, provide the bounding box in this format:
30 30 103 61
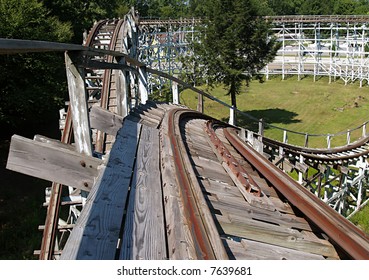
42 0 119 43
115 0 191 18
350 204 369 234
0 0 73 134
190 0 279 109
267 0 369 16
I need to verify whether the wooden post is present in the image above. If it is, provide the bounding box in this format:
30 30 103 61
258 119 264 137
115 58 129 117
138 66 148 104
65 51 92 156
172 78 179 104
304 133 309 148
346 130 351 145
363 123 367 137
197 93 204 113
257 119 264 154
298 154 304 184
327 134 332 149
239 128 246 142
283 130 288 144
229 106 235 126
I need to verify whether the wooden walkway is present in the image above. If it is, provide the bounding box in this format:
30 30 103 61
7 100 369 259
52 101 345 260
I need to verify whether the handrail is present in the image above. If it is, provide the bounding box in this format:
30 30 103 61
1 38 368 149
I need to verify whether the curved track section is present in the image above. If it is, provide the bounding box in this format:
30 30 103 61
170 109 369 260
262 134 369 164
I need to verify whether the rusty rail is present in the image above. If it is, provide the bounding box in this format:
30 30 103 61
224 127 369 260
166 109 216 259
205 121 261 197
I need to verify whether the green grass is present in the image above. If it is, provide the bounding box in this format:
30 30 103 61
349 204 369 234
180 76 369 148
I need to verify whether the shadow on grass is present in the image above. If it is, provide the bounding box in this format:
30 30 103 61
222 108 301 131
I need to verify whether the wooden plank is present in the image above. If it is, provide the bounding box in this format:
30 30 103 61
89 105 123 135
60 120 142 259
6 134 101 191
203 179 312 231
115 65 129 118
224 238 325 260
120 126 166 259
217 214 338 258
65 52 93 156
33 135 76 151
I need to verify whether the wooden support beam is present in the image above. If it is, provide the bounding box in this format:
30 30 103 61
172 79 179 105
115 58 129 117
6 135 102 191
65 51 93 156
60 120 142 260
89 106 123 136
138 66 148 104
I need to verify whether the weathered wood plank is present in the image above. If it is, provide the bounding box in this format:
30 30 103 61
6 134 101 191
224 238 325 260
65 51 93 156
114 64 129 117
203 179 312 231
89 105 123 135
217 214 338 258
60 120 142 259
120 126 166 260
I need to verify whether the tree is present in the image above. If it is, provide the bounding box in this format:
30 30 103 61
267 0 303 15
0 0 73 136
191 0 279 119
42 0 120 43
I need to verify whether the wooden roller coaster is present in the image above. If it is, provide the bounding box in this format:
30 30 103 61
2 9 369 260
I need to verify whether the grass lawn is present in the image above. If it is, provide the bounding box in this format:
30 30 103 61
180 76 369 147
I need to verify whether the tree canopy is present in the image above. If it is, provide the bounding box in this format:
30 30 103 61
0 0 73 136
190 0 279 113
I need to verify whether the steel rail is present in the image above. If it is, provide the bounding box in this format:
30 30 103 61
224 127 369 260
39 108 73 259
95 19 124 153
167 109 219 260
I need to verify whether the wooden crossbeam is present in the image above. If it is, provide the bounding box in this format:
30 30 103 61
6 135 102 191
89 106 124 135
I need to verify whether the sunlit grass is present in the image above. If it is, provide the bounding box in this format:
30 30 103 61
180 76 369 148
349 204 369 234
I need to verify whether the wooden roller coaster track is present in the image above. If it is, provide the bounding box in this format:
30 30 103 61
2 10 369 260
